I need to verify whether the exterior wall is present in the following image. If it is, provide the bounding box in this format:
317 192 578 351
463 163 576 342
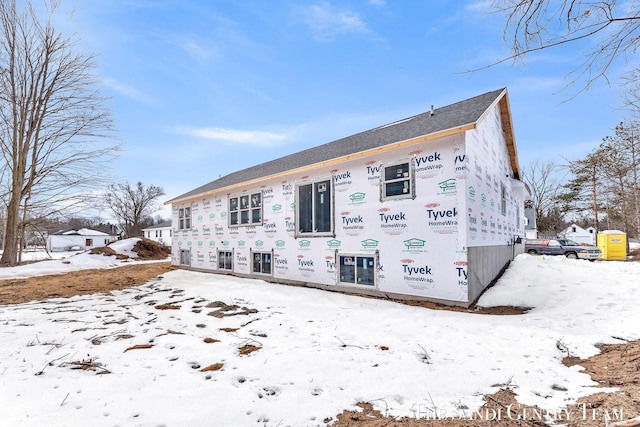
462 104 525 301
172 132 471 304
143 227 172 247
467 245 516 303
47 235 115 252
171 103 524 306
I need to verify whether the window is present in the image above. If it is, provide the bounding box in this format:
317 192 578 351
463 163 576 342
380 159 415 201
252 251 272 275
180 249 190 266
296 179 333 236
85 239 93 247
159 230 162 237
572 226 577 233
338 253 376 287
218 250 233 270
155 230 158 238
179 207 191 230
229 193 262 227
500 184 507 216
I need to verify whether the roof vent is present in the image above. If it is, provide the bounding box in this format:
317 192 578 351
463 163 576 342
430 105 435 116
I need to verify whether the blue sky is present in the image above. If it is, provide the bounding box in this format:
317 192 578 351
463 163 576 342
55 0 629 213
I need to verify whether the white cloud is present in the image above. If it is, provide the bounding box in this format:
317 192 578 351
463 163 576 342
298 1 373 42
180 40 217 63
465 0 492 13
179 126 287 147
102 77 157 105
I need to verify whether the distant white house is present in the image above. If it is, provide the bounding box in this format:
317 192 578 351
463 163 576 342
47 228 118 252
560 224 596 245
142 220 172 247
524 206 537 239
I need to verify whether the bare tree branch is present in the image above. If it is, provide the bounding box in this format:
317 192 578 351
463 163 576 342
105 182 165 238
475 1 640 99
0 0 119 265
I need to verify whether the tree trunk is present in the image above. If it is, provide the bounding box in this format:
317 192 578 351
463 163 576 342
1 192 21 266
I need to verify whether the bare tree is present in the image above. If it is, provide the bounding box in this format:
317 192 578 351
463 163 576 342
105 182 165 238
522 159 564 233
0 0 117 265
488 1 640 97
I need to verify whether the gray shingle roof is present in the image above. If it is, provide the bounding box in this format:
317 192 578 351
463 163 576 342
168 88 508 203
142 220 172 230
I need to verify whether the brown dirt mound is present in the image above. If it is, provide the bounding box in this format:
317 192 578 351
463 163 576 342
89 238 169 260
132 238 171 260
89 246 129 259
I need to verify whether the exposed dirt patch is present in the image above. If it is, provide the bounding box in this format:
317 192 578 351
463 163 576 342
0 262 176 305
124 344 154 352
333 389 550 426
200 363 224 372
155 303 181 310
562 341 640 427
238 344 261 355
206 300 259 317
62 359 111 375
402 299 530 315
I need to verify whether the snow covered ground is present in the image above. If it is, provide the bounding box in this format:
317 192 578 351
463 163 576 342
0 239 163 280
0 247 638 426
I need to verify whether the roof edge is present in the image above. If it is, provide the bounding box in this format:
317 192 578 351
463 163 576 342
165 122 476 205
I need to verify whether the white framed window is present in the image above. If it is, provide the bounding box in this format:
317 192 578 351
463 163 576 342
295 178 334 237
337 252 377 287
218 250 233 270
179 207 191 230
251 250 272 275
380 159 415 201
229 192 262 227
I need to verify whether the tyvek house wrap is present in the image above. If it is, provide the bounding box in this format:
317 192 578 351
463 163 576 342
167 88 524 306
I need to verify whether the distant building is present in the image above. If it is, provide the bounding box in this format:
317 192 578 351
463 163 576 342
142 221 172 247
47 228 117 252
523 206 537 239
560 224 596 245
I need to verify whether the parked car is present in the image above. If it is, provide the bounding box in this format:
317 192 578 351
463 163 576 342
525 238 602 260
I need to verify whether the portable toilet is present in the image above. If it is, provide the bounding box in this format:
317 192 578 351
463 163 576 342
597 230 627 260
